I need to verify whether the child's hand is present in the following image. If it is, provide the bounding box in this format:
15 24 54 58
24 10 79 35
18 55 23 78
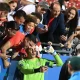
40 66 48 72
43 46 54 54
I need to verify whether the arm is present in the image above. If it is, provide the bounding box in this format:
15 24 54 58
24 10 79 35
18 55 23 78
1 41 11 54
67 31 80 44
20 0 35 6
52 53 63 66
43 53 63 67
0 53 11 59
43 45 63 66
18 60 47 74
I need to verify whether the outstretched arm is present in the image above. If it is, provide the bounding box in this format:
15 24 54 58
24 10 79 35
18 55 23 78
20 0 35 6
43 43 63 66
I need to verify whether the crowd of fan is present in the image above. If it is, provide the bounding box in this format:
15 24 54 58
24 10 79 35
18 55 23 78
0 0 80 80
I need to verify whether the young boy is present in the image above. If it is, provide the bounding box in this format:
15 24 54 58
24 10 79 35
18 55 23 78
17 41 63 80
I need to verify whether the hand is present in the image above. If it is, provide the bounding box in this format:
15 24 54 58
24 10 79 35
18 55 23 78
64 42 72 48
60 35 67 41
40 66 48 72
74 31 80 37
44 25 48 32
0 54 11 60
43 46 54 54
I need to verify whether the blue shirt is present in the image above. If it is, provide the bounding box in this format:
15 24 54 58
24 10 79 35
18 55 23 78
69 71 80 80
19 25 29 35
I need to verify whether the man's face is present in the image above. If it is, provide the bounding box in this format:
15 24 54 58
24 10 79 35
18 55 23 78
25 22 35 32
14 16 25 25
51 4 61 18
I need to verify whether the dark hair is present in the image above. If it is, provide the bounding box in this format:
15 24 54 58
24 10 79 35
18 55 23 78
24 15 37 24
9 1 17 4
31 12 42 21
4 21 20 30
13 10 27 19
25 34 36 43
50 2 61 10
0 3 10 12
64 7 78 36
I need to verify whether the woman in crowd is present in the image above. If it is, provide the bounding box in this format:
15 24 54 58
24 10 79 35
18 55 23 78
64 7 78 38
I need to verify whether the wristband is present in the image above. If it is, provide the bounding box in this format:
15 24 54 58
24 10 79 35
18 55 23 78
52 50 57 56
34 67 40 73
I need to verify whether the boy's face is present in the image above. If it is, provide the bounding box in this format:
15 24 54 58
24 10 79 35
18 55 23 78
25 22 35 32
14 16 25 25
27 44 37 58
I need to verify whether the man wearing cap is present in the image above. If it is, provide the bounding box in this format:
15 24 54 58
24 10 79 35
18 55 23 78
67 56 80 80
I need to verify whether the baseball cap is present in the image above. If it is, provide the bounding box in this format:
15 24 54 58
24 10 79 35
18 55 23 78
68 56 80 71
38 1 49 10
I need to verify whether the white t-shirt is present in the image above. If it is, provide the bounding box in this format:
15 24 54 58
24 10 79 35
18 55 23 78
22 4 36 14
26 0 35 3
18 0 39 14
26 0 39 3
7 11 15 21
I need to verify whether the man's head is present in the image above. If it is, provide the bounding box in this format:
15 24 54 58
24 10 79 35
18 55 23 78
5 21 20 36
31 12 42 24
50 2 61 18
13 10 27 25
24 15 37 32
67 56 80 75
36 1 49 14
0 3 10 18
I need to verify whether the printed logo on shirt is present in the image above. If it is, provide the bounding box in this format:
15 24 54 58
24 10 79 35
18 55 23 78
37 62 41 67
